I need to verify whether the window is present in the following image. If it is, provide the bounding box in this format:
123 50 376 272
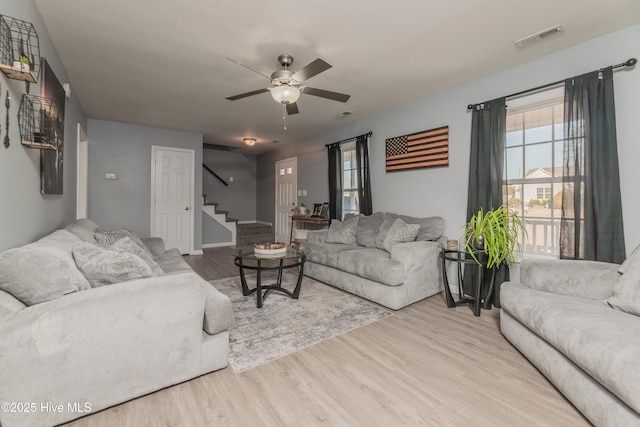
504 86 566 256
341 142 359 218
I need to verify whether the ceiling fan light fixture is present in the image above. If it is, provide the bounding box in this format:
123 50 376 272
243 138 257 147
271 85 300 104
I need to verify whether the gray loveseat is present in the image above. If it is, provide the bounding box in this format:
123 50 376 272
501 255 640 426
0 219 233 427
301 212 445 310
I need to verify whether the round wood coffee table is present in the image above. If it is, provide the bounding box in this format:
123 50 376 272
230 246 306 308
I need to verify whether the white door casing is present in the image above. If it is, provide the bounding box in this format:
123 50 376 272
275 157 297 243
150 146 194 254
76 123 89 219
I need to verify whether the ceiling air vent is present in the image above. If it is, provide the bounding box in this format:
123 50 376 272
515 25 563 49
336 111 353 118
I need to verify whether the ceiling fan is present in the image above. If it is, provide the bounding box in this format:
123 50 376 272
226 54 351 118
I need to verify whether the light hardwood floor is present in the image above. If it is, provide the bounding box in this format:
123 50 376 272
64 248 589 427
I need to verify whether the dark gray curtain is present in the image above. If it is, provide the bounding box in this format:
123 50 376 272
327 142 342 220
465 97 508 307
355 134 373 215
561 67 626 263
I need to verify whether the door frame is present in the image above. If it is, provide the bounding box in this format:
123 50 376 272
150 145 196 254
76 123 89 219
274 157 298 243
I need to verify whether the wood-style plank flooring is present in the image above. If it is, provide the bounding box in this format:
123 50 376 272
64 247 589 427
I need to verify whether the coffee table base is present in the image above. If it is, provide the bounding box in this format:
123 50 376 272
235 256 305 308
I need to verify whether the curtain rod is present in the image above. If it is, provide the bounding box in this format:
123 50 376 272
467 57 637 110
325 131 372 147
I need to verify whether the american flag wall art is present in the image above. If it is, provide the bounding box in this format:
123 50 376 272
385 126 449 172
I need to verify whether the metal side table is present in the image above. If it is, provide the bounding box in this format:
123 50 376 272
439 247 485 317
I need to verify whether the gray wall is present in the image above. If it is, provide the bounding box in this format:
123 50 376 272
0 0 88 251
203 147 257 221
202 213 232 244
257 25 640 255
87 119 204 250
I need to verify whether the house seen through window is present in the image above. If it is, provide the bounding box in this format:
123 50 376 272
341 141 359 218
504 85 574 256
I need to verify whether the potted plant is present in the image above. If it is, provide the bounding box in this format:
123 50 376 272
463 205 525 268
13 54 30 72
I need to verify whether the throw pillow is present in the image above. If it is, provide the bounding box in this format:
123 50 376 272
95 229 150 256
101 236 164 276
618 244 640 274
398 214 445 241
607 247 640 315
356 212 385 247
325 216 360 245
0 246 91 306
374 213 399 249
382 218 420 253
73 242 155 288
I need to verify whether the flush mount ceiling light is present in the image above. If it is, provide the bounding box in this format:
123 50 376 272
243 138 257 147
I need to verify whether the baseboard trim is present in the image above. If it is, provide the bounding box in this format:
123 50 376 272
189 249 204 256
202 242 234 248
237 220 272 226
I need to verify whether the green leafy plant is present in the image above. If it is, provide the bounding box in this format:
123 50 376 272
464 205 526 268
18 55 29 64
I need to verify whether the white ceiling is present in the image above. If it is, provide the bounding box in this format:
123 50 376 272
34 0 640 154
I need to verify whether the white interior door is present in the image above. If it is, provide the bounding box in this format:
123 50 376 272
275 157 297 243
151 146 194 254
76 123 89 219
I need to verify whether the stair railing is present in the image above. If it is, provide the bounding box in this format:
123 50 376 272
203 163 229 186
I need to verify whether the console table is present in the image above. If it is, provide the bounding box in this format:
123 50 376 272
289 215 330 243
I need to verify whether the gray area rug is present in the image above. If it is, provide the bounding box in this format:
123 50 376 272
210 271 392 373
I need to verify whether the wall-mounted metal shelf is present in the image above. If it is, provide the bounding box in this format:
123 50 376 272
18 94 59 150
0 15 40 84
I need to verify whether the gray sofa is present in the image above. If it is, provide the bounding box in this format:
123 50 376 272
0 219 233 427
301 212 445 310
501 256 640 427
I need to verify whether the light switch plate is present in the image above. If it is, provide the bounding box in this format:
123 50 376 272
105 172 117 180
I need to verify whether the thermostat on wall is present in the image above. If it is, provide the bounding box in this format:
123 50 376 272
105 172 117 180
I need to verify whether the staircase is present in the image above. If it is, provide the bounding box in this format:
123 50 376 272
236 223 274 246
202 202 238 246
202 201 273 247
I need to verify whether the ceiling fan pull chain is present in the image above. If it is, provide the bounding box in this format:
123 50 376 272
282 103 287 130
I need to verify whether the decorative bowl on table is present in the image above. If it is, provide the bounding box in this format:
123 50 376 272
253 242 287 255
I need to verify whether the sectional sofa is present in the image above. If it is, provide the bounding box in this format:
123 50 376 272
0 219 233 427
501 254 640 426
301 212 445 310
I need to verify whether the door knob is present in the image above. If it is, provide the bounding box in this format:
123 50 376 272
185 207 190 211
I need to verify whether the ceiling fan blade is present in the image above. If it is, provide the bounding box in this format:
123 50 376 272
286 103 299 115
302 87 351 103
226 88 270 101
291 59 332 82
227 58 271 80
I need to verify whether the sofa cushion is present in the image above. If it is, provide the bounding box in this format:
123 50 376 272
155 248 193 274
73 242 156 288
337 248 405 286
502 282 640 414
382 218 420 253
374 213 399 249
356 212 384 247
607 248 640 315
618 244 640 274
303 242 358 269
0 230 91 305
325 216 359 245
101 236 164 276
